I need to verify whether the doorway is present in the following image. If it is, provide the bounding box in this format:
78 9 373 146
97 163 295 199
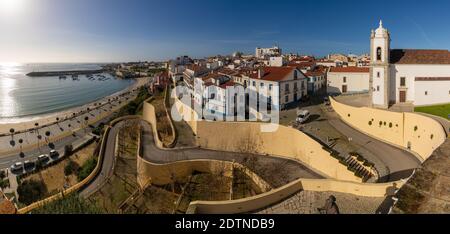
399 91 406 103
342 85 347 93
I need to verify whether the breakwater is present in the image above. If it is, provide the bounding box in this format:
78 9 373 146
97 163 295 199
26 69 104 77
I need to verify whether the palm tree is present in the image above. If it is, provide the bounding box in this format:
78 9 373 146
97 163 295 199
18 138 23 153
45 131 51 143
37 135 42 150
9 128 15 143
84 116 89 132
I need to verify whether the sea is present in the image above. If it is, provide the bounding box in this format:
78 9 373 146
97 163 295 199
0 63 135 121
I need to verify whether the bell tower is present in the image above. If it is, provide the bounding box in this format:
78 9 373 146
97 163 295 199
370 20 391 109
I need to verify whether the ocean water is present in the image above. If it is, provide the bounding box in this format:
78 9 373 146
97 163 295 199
0 63 135 120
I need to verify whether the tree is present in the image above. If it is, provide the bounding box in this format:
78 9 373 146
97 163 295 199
64 161 79 176
18 138 23 152
17 180 47 205
45 131 51 143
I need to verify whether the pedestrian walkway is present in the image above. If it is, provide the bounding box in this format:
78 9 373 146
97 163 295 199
2 169 19 201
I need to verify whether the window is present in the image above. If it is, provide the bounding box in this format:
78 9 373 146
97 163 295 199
285 95 289 103
210 93 215 99
294 71 298 80
269 84 273 90
377 86 380 91
376 47 382 61
294 82 298 90
400 77 406 86
343 76 347 83
253 81 256 86
377 72 380 78
260 83 264 88
285 83 290 91
425 91 428 95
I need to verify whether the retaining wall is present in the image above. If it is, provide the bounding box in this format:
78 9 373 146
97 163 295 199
330 98 446 161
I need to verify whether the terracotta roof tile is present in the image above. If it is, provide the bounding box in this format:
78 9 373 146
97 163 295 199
390 49 450 64
249 66 296 81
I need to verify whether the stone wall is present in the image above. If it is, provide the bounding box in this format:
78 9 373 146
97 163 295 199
172 98 361 182
330 98 446 161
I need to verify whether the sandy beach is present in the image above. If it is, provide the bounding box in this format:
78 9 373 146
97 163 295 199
0 77 150 135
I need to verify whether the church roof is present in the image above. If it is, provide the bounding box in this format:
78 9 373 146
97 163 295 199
328 67 369 73
390 49 450 64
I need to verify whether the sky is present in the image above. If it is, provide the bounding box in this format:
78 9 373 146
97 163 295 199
1 0 450 63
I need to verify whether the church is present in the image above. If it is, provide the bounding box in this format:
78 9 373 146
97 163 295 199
370 21 450 108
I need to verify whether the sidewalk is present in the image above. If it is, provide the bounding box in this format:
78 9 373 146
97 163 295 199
2 169 18 201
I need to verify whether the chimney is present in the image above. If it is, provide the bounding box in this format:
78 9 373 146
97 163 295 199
258 68 265 79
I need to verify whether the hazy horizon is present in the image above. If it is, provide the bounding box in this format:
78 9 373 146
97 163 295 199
2 0 450 63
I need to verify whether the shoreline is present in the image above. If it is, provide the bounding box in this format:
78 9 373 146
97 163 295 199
0 77 150 134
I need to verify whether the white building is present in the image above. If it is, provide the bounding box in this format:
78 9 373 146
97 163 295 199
256 46 282 59
194 73 238 119
370 20 450 108
327 67 370 94
305 68 327 94
269 56 286 67
235 66 308 110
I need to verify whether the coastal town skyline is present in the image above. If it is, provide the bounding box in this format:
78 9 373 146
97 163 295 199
3 0 450 63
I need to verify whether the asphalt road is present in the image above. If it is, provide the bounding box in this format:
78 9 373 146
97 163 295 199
0 88 142 172
327 118 422 181
80 118 323 197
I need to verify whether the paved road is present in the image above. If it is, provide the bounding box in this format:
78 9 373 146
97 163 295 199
0 87 143 172
80 118 323 197
327 117 421 181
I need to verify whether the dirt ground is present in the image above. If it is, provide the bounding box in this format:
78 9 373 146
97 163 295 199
23 142 98 196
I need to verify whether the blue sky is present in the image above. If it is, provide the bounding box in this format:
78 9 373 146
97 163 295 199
1 0 450 63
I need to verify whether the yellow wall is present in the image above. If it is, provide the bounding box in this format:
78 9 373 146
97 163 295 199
187 178 403 214
331 98 446 161
137 157 233 187
172 98 361 183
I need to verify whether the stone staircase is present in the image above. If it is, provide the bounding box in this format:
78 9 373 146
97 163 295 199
344 155 378 182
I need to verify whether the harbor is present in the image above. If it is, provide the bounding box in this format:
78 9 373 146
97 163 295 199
26 69 104 77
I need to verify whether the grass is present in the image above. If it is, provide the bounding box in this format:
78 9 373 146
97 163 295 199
415 104 450 119
32 194 103 214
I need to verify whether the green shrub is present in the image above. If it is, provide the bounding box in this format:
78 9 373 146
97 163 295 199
17 179 47 205
77 158 98 181
64 161 79 176
32 194 103 214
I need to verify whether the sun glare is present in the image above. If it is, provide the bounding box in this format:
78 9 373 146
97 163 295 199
0 0 26 14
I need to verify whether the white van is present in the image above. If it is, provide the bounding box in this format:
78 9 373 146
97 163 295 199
296 110 310 124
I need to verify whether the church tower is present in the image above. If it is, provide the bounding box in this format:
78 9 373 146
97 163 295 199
370 20 391 109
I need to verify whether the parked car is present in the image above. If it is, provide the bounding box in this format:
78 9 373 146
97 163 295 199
49 150 59 158
24 160 35 170
296 110 311 124
10 162 23 172
38 154 50 163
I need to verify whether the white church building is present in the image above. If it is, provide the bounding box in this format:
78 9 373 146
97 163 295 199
370 21 450 108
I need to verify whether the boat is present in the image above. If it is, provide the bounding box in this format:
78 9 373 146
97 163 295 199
59 75 67 79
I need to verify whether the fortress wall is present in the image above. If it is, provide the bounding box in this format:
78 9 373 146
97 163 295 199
187 178 403 214
171 98 360 182
331 98 446 161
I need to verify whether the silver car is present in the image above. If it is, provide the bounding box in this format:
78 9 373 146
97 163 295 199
10 162 23 171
